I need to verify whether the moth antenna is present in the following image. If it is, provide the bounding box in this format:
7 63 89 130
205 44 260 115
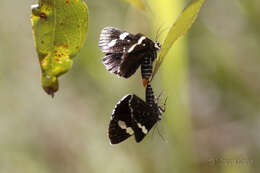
163 96 168 105
155 90 164 104
157 127 166 142
155 25 169 42
151 123 158 139
159 27 169 39
155 26 162 41
161 96 168 112
151 122 167 143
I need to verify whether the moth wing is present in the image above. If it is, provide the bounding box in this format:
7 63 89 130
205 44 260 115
119 34 156 78
102 53 122 75
99 27 135 53
108 94 135 144
119 45 151 78
129 95 159 142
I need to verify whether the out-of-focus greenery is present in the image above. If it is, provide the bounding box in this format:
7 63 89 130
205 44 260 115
0 0 259 173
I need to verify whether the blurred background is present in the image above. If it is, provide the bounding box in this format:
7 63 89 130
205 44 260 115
0 0 259 172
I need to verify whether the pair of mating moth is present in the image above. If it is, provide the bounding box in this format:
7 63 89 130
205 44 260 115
99 27 166 144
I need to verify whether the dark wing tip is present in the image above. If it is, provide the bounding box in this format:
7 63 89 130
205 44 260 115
99 27 128 54
133 129 146 143
108 94 135 144
102 53 123 75
99 27 118 47
108 117 132 145
99 27 121 41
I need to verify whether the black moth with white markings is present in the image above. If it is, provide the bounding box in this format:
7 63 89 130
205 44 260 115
99 27 161 85
108 84 166 144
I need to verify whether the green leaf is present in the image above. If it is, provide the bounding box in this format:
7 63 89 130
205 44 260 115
151 0 206 80
31 0 88 97
122 0 146 11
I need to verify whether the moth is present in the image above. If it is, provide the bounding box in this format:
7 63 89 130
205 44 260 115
99 27 161 86
108 84 166 144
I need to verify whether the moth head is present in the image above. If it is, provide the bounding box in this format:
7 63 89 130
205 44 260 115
154 41 161 51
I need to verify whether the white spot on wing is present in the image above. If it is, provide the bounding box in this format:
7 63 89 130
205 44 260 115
119 32 129 40
127 44 137 53
118 120 134 135
118 120 127 129
127 36 146 53
126 127 134 135
138 36 146 44
137 123 148 134
107 39 117 47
